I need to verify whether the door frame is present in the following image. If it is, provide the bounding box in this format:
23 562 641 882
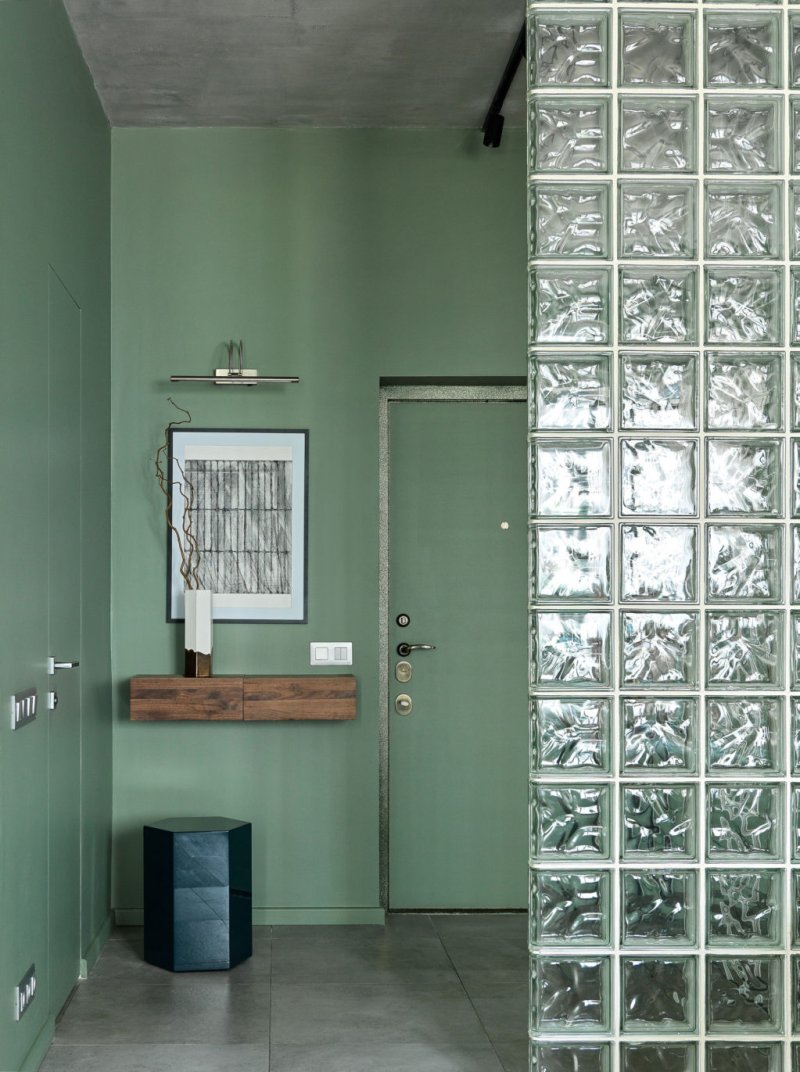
378 382 527 909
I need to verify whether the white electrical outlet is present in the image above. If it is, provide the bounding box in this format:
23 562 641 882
11 689 37 731
14 965 36 1021
310 642 353 666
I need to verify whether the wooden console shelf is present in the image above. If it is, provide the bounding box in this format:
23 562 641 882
130 675 356 722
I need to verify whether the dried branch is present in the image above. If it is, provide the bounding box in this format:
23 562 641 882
155 397 201 589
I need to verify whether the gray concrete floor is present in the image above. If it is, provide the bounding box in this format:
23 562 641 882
40 914 528 1072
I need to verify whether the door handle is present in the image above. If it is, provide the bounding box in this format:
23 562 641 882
396 643 436 658
47 658 80 675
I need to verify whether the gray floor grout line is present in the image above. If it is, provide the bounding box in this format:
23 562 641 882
428 914 510 1072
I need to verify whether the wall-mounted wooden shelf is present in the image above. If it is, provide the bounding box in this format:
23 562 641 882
130 675 356 722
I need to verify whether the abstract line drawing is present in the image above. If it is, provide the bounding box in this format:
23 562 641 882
168 429 308 622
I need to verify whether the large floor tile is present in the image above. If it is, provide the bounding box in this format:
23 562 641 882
440 935 528 975
39 1044 268 1072
270 981 488 1047
270 1041 505 1072
461 968 528 1043
430 914 527 941
90 930 270 984
272 913 435 943
271 930 452 984
494 1040 529 1072
54 977 270 1044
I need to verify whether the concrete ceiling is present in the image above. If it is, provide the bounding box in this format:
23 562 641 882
63 0 526 128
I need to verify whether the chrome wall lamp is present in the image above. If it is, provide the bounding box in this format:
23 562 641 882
170 340 300 386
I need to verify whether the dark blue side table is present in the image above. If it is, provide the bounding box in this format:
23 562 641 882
143 817 252 972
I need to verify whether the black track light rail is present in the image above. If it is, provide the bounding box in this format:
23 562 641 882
482 23 526 148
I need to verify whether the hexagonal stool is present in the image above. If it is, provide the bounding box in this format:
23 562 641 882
143 817 252 972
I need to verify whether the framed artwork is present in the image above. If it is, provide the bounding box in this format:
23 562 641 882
167 428 308 623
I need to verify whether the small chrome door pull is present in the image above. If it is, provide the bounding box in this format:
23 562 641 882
396 643 436 658
47 658 80 675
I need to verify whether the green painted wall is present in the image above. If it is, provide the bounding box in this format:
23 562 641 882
0 2 111 1069
111 128 525 917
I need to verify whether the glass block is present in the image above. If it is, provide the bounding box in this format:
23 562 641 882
535 526 612 601
622 870 697 944
793 99 800 173
794 528 800 602
532 698 611 772
793 270 800 344
792 614 800 688
530 185 610 260
621 1046 697 1072
619 182 696 259
619 14 695 86
532 956 610 1032
793 186 800 257
706 611 784 687
707 785 782 859
622 697 697 772
534 440 612 517
532 269 611 344
705 14 781 87
533 611 612 688
793 958 800 1027
705 269 783 345
620 353 697 429
707 525 782 602
793 16 800 86
622 957 696 1031
532 785 611 859
531 12 610 87
707 1044 782 1072
705 183 782 260
620 269 697 344
531 870 611 945
793 356 800 429
622 784 696 858
708 871 782 946
793 443 800 515
621 525 697 602
707 698 783 773
707 957 782 1031
705 352 782 430
793 701 800 773
793 873 800 942
620 97 696 173
706 439 782 516
531 97 610 173
707 98 781 173
622 612 698 687
534 1045 611 1072
791 790 800 859
532 355 611 430
621 440 697 516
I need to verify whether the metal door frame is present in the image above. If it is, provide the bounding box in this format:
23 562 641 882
378 383 526 908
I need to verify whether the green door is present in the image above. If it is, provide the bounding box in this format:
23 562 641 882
48 269 82 1013
388 399 528 909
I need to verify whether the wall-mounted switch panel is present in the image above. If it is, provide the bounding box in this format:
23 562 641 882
14 965 36 1021
310 642 353 666
11 689 37 731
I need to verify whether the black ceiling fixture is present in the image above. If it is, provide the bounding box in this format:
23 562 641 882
482 23 526 149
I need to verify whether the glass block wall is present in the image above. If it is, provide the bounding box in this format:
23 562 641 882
527 0 800 1069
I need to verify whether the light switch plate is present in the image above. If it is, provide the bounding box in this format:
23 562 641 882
310 642 353 666
11 689 37 731
14 964 36 1021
